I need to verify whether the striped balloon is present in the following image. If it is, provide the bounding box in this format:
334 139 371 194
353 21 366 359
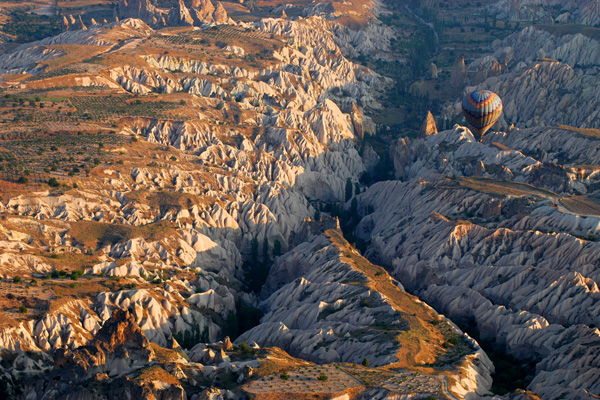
462 90 503 139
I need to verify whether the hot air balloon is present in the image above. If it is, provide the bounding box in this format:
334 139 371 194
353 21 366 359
462 90 503 140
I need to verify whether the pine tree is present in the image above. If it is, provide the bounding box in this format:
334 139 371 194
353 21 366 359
345 178 353 201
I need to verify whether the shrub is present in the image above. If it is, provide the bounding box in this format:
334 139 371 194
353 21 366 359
318 373 328 381
238 341 258 356
70 270 83 280
447 333 460 345
280 371 290 380
48 178 59 187
362 358 370 367
13 276 22 283
19 306 27 313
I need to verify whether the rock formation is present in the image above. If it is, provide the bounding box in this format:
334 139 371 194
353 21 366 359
117 0 229 27
168 0 195 26
418 111 438 138
213 2 228 24
54 309 154 374
1 2 600 399
429 62 438 78
356 120 600 398
238 230 494 396
450 56 466 87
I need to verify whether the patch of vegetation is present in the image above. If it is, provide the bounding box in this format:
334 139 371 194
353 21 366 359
69 96 184 122
173 325 210 349
3 11 61 42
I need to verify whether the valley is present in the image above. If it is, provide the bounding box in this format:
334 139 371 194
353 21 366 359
0 0 598 399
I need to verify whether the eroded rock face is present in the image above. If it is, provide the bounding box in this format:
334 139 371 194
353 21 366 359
54 309 153 375
118 0 162 25
358 132 600 398
117 0 229 27
450 25 600 131
238 231 494 398
0 12 388 398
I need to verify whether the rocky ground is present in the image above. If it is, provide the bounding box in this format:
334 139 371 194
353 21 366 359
0 0 598 399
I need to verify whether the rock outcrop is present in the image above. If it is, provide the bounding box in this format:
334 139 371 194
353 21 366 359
54 309 154 375
117 0 229 27
418 111 438 139
450 56 467 87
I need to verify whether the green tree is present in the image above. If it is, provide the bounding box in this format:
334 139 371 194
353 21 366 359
273 239 282 257
314 208 321 221
224 310 239 338
350 198 358 217
237 303 263 335
200 326 209 343
345 178 353 201
251 236 259 265
362 358 370 367
262 237 269 262
48 177 59 187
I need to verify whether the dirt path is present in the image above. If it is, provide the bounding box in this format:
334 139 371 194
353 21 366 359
33 0 55 17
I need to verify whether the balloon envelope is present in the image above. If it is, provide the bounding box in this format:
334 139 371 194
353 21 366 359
462 90 503 138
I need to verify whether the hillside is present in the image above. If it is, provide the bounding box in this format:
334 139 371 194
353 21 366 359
0 1 599 399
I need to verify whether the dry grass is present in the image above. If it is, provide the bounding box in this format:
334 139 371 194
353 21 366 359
48 279 108 298
40 250 99 271
57 0 113 8
150 342 190 363
454 177 558 199
491 142 512 152
539 24 600 41
0 180 49 198
68 220 176 249
252 347 313 378
245 364 364 399
557 124 600 139
40 45 111 72
452 177 600 217
135 365 180 386
559 196 600 216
